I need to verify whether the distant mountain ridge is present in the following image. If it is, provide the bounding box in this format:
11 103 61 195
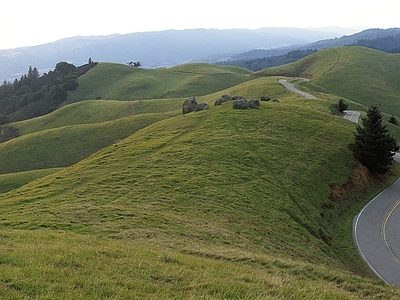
0 27 353 81
220 28 400 70
304 27 400 50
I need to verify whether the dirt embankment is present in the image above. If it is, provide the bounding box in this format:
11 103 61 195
330 162 381 201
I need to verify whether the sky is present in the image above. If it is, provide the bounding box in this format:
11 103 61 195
0 0 398 50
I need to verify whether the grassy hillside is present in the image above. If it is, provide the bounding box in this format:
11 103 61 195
256 46 400 117
67 62 253 102
1 98 183 175
1 76 400 298
0 168 64 193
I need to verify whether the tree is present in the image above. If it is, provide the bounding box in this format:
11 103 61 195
128 61 141 67
49 85 67 106
353 104 399 174
62 74 79 91
337 99 349 113
27 66 39 80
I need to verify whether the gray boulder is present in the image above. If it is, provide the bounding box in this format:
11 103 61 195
196 103 209 111
232 96 245 100
248 99 260 109
260 96 270 101
221 94 231 101
215 94 232 106
182 97 209 114
215 98 225 106
233 98 249 109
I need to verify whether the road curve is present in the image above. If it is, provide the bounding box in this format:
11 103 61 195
278 79 361 123
278 79 317 99
353 153 400 286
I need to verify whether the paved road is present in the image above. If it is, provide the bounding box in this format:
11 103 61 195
353 153 400 286
278 79 317 99
344 110 360 123
278 79 361 123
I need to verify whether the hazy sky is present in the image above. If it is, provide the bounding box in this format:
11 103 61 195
0 0 398 49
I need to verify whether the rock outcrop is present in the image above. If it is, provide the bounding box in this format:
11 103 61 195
233 98 249 109
248 99 260 109
182 97 209 114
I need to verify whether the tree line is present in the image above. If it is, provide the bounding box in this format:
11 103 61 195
351 34 400 53
217 49 317 71
0 60 97 123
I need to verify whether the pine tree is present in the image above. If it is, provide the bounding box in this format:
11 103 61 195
353 105 399 174
337 99 349 113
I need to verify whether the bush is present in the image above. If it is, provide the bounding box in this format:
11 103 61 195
0 125 19 143
49 85 67 106
389 115 399 125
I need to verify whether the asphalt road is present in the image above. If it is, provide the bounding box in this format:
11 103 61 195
278 79 317 99
278 79 361 124
353 153 400 286
344 110 360 123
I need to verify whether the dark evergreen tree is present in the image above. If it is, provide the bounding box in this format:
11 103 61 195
337 99 349 113
353 105 399 174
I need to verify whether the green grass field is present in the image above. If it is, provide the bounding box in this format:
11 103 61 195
1 61 400 298
68 62 253 102
257 47 400 117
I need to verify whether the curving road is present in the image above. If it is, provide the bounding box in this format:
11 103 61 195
278 79 317 99
278 79 361 123
353 153 400 286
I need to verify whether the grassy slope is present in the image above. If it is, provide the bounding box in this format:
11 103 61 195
256 46 400 117
68 62 253 102
2 98 184 175
13 99 183 135
0 168 64 193
1 77 400 298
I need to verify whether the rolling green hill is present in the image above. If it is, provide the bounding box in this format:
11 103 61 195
1 63 400 298
256 46 400 117
67 62 253 102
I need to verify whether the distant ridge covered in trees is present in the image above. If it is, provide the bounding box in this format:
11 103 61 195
0 60 97 122
217 49 317 71
351 34 400 53
218 31 400 72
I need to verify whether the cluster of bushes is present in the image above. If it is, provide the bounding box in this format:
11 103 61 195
0 61 97 122
0 125 19 143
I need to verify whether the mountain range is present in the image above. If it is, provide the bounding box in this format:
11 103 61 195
222 27 400 62
0 27 357 81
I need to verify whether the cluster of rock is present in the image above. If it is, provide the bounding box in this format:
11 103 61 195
181 94 277 114
182 97 209 114
215 94 274 109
